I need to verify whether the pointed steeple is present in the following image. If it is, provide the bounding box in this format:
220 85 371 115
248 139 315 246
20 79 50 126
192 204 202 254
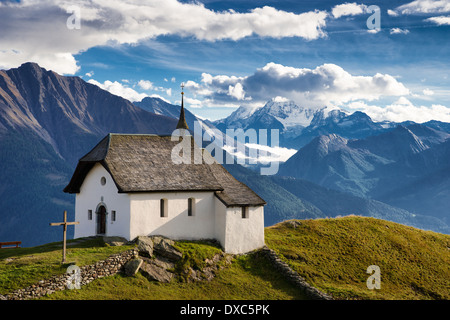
176 83 189 130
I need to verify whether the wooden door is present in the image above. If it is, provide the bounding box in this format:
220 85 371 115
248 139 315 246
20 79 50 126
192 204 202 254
97 206 106 235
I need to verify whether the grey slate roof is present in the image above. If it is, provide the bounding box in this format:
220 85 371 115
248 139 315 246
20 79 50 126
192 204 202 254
64 133 265 207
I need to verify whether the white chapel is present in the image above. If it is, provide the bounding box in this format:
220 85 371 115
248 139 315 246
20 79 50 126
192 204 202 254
63 91 266 254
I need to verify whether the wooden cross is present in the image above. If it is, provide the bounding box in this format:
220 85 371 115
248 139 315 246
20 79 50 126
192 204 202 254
50 211 79 264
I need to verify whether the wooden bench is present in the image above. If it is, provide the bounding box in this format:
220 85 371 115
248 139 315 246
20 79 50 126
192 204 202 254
0 241 21 249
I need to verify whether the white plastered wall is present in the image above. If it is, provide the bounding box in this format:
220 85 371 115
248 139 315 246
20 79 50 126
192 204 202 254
214 198 227 251
221 205 265 254
74 163 130 239
129 191 216 241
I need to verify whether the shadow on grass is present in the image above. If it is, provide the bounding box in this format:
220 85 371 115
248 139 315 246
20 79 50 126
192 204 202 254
231 250 309 300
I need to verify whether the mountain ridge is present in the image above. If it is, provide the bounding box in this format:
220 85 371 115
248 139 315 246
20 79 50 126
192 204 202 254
278 123 450 228
0 62 178 246
0 62 449 248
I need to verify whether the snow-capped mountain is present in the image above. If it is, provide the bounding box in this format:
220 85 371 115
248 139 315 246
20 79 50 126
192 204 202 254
212 99 390 149
213 98 342 133
256 99 321 128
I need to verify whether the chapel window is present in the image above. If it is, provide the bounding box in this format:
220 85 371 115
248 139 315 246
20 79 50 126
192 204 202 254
160 199 168 218
242 206 249 219
188 198 195 216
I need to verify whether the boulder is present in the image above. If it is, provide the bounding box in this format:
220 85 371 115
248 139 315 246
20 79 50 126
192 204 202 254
152 236 182 261
124 258 143 277
142 256 175 271
140 260 174 283
136 236 154 257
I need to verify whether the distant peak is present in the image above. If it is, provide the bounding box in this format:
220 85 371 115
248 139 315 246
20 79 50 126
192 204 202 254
317 133 347 142
393 124 413 134
20 61 40 67
18 62 45 71
304 133 348 157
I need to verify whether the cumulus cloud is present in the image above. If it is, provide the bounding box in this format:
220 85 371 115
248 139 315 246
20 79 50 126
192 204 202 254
185 97 203 108
390 28 410 34
0 0 329 74
331 2 368 18
137 80 154 91
426 15 450 25
228 83 247 100
187 62 410 108
394 0 450 15
87 79 148 102
347 98 450 123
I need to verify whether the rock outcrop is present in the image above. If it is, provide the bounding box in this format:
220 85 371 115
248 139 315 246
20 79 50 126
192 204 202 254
130 236 232 283
130 236 183 283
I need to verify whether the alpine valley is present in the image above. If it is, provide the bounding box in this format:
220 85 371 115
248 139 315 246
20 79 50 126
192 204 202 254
0 63 449 247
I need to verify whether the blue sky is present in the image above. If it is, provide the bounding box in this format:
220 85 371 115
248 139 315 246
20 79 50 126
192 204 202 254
1 0 450 121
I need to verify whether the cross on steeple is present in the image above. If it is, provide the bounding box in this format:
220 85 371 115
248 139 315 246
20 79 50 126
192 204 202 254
176 82 189 130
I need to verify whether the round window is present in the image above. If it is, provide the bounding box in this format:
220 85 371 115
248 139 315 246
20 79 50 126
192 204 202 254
100 177 106 186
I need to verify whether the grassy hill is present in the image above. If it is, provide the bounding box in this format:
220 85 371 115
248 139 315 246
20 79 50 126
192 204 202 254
265 216 450 300
1 216 449 300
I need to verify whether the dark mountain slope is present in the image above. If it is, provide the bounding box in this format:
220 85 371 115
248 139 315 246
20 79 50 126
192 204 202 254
279 124 450 198
0 62 177 166
0 63 177 246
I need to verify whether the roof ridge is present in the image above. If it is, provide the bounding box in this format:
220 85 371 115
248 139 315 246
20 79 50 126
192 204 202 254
79 133 110 162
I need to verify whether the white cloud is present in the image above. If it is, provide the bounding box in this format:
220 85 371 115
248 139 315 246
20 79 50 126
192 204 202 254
228 83 247 100
185 80 201 90
423 88 434 95
137 80 154 90
244 143 297 163
188 62 410 108
87 79 147 102
387 9 399 16
0 0 329 74
331 2 367 18
426 15 450 25
137 79 174 98
272 96 290 103
85 71 94 77
395 0 450 15
346 99 450 123
390 28 410 34
185 97 203 108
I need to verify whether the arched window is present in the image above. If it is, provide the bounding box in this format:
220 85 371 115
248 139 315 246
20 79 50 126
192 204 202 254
188 198 195 216
160 199 168 217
